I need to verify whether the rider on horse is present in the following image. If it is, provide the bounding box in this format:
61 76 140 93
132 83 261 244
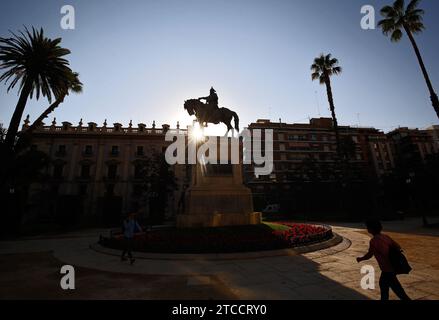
184 88 239 136
198 87 219 110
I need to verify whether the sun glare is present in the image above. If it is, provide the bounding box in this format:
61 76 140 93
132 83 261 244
191 122 204 141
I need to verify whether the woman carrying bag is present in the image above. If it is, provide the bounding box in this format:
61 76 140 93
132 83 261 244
357 220 412 300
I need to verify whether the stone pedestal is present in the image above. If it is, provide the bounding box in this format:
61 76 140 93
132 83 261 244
177 139 261 228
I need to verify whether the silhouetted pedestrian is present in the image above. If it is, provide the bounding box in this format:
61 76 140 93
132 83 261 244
357 219 411 300
121 212 142 265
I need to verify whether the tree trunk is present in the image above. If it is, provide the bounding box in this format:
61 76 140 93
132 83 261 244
404 25 439 119
5 80 33 148
324 75 342 160
25 94 66 136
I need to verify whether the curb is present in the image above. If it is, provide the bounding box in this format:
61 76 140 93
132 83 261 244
90 233 345 261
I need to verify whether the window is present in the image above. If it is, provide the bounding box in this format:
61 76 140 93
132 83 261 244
111 145 119 156
108 164 118 179
84 145 93 155
56 145 66 156
288 135 307 141
81 164 90 178
288 146 311 151
136 146 144 156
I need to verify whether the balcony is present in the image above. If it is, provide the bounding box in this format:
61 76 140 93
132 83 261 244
103 175 120 182
82 151 94 157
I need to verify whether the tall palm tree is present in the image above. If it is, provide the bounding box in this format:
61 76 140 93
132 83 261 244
25 72 82 136
0 27 79 148
311 53 343 159
378 0 439 119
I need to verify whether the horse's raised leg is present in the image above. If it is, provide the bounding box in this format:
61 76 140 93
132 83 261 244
225 123 233 137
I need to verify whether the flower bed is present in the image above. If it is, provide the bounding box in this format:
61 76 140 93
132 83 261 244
100 223 333 254
271 223 333 247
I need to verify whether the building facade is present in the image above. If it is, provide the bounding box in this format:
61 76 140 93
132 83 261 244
23 116 438 223
387 127 438 166
25 119 188 226
244 118 394 187
426 125 439 153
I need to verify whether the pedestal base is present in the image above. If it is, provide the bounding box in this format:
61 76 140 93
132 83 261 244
177 212 262 228
177 184 262 228
176 143 262 228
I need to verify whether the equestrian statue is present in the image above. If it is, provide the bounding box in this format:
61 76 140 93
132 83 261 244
184 87 239 136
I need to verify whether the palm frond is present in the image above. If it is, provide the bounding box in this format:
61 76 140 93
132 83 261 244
311 72 320 81
406 0 421 13
391 29 404 42
0 26 80 103
311 53 341 84
395 0 405 14
378 0 425 37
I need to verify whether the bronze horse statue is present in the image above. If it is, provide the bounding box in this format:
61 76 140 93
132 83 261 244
184 99 239 136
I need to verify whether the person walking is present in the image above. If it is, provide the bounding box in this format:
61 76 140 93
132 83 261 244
357 220 411 300
121 212 142 265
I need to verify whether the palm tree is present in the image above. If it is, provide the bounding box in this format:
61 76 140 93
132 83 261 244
378 0 439 119
0 123 6 142
25 72 82 136
0 27 79 148
311 53 343 159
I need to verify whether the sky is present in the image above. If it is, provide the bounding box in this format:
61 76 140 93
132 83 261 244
0 0 438 135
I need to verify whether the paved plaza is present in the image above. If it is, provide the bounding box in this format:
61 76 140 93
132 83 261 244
1 217 438 300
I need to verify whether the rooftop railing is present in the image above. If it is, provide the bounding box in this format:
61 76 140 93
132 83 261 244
25 124 186 135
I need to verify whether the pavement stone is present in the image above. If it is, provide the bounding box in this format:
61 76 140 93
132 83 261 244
1 217 438 300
